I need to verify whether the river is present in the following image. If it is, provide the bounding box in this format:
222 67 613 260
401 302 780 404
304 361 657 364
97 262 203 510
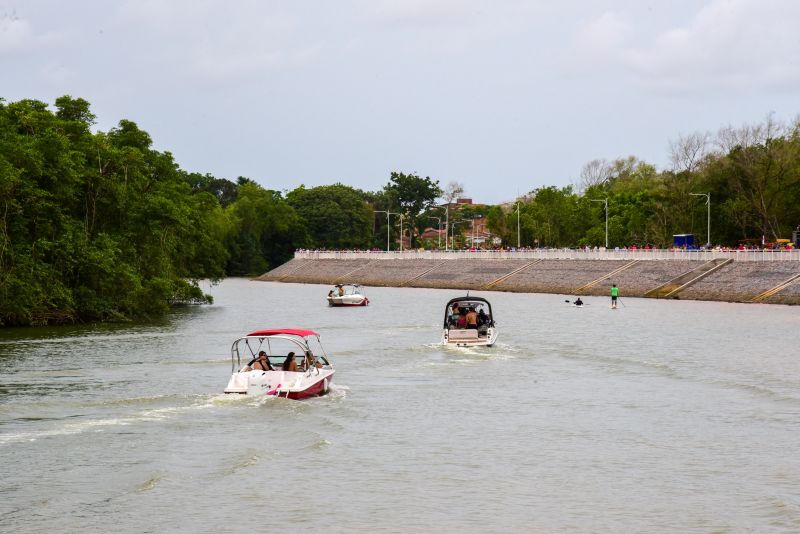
1 279 799 533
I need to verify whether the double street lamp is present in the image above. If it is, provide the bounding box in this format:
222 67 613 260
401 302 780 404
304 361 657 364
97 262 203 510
590 198 608 249
690 192 711 248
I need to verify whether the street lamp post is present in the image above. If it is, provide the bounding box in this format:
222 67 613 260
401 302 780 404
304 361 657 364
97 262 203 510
475 224 484 248
452 220 469 249
515 202 521 249
445 205 449 251
375 210 400 252
469 218 475 248
374 210 390 252
591 198 608 248
399 213 404 252
690 192 711 248
429 217 442 249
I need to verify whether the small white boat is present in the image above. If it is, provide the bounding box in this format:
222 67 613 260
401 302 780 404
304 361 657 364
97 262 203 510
327 284 369 307
223 329 335 399
441 296 498 347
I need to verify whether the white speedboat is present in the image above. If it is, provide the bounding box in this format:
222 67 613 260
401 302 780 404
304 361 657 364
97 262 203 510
441 296 498 347
223 329 335 399
327 284 369 307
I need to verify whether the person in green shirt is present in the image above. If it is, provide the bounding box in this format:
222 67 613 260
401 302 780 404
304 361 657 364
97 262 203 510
611 284 619 309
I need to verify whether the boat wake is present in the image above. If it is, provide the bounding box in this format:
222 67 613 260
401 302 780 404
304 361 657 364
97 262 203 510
0 395 221 447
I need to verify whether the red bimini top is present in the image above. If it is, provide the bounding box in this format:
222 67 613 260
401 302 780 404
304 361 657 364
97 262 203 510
247 328 319 338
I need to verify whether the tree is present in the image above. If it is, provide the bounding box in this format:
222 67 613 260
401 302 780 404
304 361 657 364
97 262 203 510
0 97 226 325
579 159 612 192
287 184 373 249
384 172 442 248
669 131 709 173
441 181 464 250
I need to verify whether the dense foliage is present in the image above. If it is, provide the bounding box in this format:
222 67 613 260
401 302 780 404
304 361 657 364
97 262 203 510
491 126 800 249
1 98 202 325
2 96 798 325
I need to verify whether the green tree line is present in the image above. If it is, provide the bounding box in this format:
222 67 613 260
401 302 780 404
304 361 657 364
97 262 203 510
2 96 798 325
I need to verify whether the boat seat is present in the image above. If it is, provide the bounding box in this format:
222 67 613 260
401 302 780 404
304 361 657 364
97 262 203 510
449 329 479 340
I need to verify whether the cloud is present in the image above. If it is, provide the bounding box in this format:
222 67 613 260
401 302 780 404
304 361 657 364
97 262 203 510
572 0 800 93
39 62 73 84
575 11 633 56
0 11 33 53
366 0 478 28
113 1 324 82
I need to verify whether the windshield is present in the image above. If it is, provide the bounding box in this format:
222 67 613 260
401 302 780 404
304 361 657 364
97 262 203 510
230 335 331 371
444 299 493 328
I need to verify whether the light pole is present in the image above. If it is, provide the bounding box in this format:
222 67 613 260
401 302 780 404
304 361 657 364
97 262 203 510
452 220 469 249
445 204 450 251
375 210 400 252
515 202 521 249
591 198 608 248
475 223 485 248
690 192 711 248
429 217 442 249
399 213 404 252
374 210 390 252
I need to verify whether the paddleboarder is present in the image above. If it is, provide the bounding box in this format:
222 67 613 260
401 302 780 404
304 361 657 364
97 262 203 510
611 284 619 309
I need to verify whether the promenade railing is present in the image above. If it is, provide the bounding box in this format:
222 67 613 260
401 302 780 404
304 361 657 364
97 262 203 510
294 249 800 262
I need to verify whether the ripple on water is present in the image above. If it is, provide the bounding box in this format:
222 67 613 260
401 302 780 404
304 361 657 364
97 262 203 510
2 280 800 532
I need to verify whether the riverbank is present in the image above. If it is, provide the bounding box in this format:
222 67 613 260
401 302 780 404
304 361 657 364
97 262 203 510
257 252 800 305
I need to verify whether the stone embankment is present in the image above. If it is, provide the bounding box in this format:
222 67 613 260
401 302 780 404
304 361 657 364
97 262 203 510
258 251 800 305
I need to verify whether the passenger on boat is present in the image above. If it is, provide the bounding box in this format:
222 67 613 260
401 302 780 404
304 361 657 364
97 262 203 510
478 308 489 326
465 307 478 329
282 352 298 372
246 351 273 371
337 285 345 296
303 351 323 370
449 303 460 327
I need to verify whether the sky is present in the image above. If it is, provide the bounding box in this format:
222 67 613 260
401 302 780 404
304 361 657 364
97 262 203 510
2 0 799 204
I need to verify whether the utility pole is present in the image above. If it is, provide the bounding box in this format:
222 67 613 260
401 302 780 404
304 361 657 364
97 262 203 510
515 202 521 249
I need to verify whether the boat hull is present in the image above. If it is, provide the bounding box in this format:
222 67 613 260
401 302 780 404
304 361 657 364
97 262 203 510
328 296 369 306
441 327 498 347
224 369 335 398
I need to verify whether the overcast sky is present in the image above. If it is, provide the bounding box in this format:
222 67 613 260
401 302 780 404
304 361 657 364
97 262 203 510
2 0 799 203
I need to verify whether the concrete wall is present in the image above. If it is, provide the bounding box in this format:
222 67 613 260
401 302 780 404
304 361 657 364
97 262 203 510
257 258 800 305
